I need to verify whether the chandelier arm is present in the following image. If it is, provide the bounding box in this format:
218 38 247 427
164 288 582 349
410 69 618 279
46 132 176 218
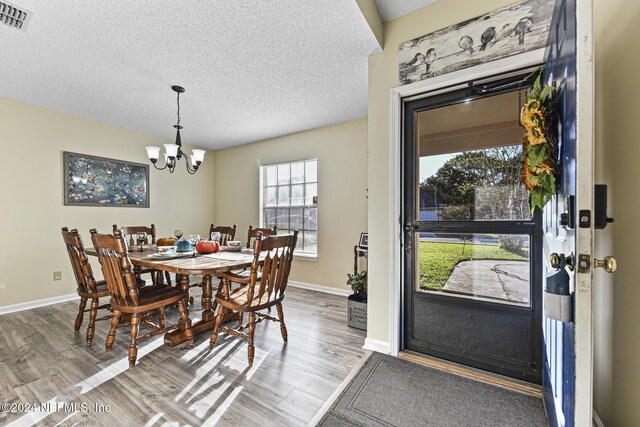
182 154 198 174
152 162 169 171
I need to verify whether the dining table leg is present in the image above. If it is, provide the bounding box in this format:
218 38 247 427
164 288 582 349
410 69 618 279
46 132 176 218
201 275 216 322
163 274 240 347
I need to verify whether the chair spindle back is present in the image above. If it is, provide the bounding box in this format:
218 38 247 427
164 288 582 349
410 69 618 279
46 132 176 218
90 229 141 307
61 227 98 294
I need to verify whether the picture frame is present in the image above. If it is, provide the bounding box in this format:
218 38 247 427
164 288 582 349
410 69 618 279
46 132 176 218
398 0 554 85
359 232 368 249
63 151 150 208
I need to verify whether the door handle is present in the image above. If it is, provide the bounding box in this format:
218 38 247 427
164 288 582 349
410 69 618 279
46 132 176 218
549 253 574 271
594 256 618 273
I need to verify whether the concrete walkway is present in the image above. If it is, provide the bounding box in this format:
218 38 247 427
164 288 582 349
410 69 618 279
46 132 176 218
441 260 530 305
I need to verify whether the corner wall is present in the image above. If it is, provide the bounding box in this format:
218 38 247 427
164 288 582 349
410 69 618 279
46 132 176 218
213 118 368 292
0 97 215 308
366 0 516 347
593 0 640 424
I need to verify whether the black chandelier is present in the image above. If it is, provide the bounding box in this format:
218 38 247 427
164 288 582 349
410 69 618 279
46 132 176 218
145 85 205 175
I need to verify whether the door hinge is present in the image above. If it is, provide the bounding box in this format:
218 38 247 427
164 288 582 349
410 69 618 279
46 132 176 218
577 254 591 273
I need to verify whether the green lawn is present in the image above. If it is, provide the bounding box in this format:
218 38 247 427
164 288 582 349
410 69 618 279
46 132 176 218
419 240 528 291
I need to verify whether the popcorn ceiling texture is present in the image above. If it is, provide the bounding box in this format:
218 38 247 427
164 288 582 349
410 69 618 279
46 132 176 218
0 1 381 149
374 0 439 22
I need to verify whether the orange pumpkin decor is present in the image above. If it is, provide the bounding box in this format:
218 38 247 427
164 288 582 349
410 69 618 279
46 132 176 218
196 240 220 254
156 237 177 246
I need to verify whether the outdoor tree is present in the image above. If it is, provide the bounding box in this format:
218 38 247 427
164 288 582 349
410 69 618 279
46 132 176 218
420 146 529 254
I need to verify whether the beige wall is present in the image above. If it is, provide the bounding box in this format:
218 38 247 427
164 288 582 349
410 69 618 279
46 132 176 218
594 0 640 424
366 0 516 344
0 97 215 307
213 118 368 291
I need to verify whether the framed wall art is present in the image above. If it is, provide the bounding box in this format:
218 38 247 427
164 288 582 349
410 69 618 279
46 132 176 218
63 152 149 207
359 233 368 249
399 0 554 85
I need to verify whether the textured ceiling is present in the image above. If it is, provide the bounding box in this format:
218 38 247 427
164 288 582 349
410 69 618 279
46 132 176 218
0 1 381 149
373 0 440 22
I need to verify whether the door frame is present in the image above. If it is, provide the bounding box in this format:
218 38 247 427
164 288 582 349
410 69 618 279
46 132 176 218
388 49 546 357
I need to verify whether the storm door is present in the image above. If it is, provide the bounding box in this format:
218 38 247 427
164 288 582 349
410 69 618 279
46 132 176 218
402 73 542 383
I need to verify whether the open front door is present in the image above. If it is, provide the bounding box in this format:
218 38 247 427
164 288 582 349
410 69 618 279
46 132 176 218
541 0 594 425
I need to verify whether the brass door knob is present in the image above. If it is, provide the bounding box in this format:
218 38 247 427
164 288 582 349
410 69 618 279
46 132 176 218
594 256 618 273
550 253 561 268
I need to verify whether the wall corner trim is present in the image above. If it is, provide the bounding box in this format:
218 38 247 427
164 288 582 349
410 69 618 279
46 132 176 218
288 280 352 297
593 411 605 427
0 293 78 316
363 338 392 354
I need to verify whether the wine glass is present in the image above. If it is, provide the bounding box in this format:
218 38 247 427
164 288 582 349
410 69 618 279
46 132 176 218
136 231 147 252
174 229 183 240
187 234 200 257
210 231 221 242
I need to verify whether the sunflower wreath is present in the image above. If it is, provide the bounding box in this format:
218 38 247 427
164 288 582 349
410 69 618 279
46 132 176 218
520 72 560 213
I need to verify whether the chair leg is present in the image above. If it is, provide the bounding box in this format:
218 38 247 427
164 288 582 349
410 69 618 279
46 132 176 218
209 309 225 352
105 310 120 352
276 303 288 343
165 272 172 286
158 306 166 328
177 300 194 345
75 297 87 331
248 312 256 366
86 298 99 345
128 313 140 368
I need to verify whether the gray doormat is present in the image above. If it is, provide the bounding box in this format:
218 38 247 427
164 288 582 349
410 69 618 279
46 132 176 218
317 353 547 427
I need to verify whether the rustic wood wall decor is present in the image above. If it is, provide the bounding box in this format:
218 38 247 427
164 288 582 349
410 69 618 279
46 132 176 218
64 152 150 207
399 0 554 85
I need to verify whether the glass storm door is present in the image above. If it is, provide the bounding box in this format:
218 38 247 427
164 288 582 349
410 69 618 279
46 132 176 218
402 76 543 383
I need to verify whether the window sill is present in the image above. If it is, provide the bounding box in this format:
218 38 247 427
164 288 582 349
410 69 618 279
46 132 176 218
294 252 318 262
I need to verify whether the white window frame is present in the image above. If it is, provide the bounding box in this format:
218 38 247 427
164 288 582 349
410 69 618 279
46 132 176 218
259 158 318 260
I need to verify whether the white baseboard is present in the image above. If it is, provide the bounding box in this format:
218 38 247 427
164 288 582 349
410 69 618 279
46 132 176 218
363 338 391 354
288 280 352 297
0 293 79 315
593 410 605 427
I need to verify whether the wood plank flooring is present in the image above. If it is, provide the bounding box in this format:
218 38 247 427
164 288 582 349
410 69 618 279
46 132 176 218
0 286 366 426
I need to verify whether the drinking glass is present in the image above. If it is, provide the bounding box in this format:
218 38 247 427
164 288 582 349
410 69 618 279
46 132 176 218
174 229 183 240
136 231 147 252
188 234 200 257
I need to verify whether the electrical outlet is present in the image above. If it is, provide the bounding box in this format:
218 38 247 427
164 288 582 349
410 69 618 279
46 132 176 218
53 271 62 281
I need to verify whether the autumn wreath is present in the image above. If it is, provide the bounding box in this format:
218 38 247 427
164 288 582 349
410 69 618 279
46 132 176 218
520 73 559 213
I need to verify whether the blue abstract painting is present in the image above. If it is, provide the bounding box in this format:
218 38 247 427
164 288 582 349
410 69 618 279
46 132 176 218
64 152 149 207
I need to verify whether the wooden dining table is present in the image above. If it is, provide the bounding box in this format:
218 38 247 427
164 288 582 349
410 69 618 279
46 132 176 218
86 247 257 347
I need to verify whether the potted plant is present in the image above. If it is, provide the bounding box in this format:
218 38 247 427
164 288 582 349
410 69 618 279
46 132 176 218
347 271 367 330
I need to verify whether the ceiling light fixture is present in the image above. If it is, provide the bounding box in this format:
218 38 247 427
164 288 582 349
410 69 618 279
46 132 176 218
145 85 205 175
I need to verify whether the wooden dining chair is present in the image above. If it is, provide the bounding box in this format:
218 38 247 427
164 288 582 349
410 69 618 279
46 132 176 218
113 224 171 286
61 227 112 345
209 224 237 246
91 228 194 368
209 231 298 365
246 225 277 248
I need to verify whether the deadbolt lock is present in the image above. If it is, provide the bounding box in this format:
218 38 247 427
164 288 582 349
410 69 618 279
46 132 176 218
594 256 618 273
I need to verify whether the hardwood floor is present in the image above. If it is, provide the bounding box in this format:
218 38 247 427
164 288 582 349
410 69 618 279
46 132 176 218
0 286 366 426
